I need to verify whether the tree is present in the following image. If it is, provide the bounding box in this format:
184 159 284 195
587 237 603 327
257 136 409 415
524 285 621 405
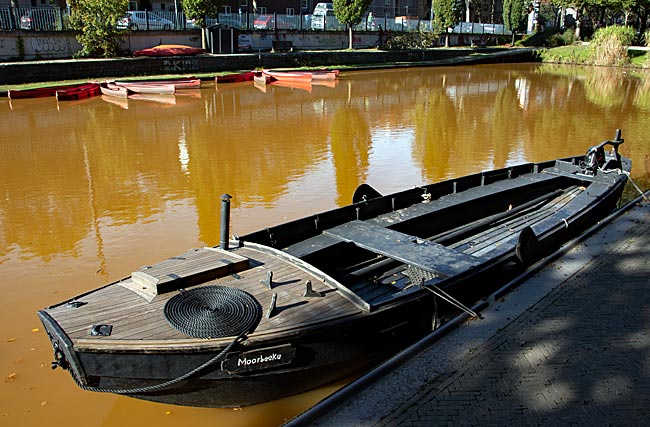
333 0 373 49
432 0 464 47
69 0 128 58
182 0 225 49
503 0 530 43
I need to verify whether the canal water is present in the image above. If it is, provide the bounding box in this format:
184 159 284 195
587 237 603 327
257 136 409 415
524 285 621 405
1 63 648 426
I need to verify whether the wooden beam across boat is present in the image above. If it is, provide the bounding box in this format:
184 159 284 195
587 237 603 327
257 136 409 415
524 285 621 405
325 220 486 279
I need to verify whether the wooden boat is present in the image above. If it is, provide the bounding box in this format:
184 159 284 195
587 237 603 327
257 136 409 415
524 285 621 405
216 72 255 84
9 83 97 100
113 82 176 95
99 82 130 98
55 83 101 101
38 131 631 408
253 71 271 85
268 69 339 80
133 44 205 57
262 70 313 82
114 77 201 90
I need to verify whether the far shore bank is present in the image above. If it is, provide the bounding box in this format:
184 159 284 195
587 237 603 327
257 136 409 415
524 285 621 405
0 47 537 92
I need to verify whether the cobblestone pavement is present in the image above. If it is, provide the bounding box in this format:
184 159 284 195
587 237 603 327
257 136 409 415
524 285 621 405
313 202 649 427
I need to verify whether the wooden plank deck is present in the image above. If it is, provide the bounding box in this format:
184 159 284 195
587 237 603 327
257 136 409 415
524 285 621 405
45 246 363 350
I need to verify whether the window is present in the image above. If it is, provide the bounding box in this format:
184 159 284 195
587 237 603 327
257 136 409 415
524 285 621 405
240 0 248 7
223 6 232 14
259 7 267 14
301 0 308 11
286 8 294 16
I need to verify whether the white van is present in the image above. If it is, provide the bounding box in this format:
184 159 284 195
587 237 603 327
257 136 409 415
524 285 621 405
311 3 337 30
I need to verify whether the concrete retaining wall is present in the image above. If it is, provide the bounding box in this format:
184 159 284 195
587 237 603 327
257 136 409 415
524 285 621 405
0 48 537 85
0 30 381 62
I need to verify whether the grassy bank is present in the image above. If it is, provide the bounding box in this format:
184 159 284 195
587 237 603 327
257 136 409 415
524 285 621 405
539 43 649 68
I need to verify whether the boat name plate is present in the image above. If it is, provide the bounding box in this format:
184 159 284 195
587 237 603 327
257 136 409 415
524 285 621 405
221 344 296 373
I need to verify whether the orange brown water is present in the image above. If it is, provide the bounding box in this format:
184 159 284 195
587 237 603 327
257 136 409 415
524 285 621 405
1 64 649 426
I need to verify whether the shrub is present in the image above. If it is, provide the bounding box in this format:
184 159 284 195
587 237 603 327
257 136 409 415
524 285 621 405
548 30 576 47
589 25 635 66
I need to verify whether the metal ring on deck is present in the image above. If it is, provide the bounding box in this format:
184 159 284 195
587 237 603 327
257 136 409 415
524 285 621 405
164 286 262 338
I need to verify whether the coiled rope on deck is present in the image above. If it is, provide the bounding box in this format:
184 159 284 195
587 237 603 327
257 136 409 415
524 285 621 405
164 286 262 338
68 286 262 395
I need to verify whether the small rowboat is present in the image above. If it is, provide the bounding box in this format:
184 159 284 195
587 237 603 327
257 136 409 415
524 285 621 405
133 44 205 57
99 82 130 99
262 70 313 82
216 72 255 84
268 69 340 81
55 83 101 101
112 82 176 95
253 71 271 85
114 78 201 90
9 83 98 100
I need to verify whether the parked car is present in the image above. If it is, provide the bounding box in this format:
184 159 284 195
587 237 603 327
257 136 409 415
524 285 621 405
20 9 56 31
253 14 299 30
117 11 173 31
253 15 273 30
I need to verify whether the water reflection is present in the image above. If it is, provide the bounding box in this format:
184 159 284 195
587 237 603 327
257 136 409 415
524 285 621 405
0 63 649 427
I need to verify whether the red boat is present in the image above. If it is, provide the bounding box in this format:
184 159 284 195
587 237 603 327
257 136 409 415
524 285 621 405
133 44 204 57
216 72 255 83
8 83 96 100
280 69 340 80
55 83 101 101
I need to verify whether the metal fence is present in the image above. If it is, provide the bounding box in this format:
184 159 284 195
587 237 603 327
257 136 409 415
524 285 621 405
0 6 510 35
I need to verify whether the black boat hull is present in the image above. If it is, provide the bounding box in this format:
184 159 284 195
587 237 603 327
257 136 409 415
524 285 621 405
39 292 435 407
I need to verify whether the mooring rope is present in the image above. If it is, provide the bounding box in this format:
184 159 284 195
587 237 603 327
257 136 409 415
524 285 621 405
422 283 482 320
68 332 247 395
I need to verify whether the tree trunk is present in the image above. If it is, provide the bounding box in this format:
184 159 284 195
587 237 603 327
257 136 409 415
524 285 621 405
349 26 353 49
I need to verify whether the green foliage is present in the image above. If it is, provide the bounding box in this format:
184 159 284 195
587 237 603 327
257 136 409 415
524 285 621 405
431 0 464 33
333 0 372 26
645 30 650 47
548 30 576 47
69 0 128 58
383 29 438 49
589 25 635 66
539 44 591 64
333 0 372 49
182 0 223 28
502 0 529 33
16 36 25 60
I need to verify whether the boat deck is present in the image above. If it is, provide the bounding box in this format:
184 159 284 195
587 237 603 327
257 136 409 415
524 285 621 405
334 185 584 307
43 177 596 351
44 246 362 351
